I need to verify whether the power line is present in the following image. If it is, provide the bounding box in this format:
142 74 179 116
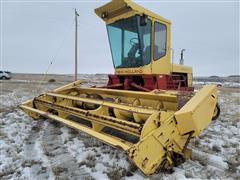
37 18 75 86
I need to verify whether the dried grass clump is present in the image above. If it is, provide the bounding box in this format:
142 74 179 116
227 152 240 174
85 154 96 168
52 166 68 176
212 145 221 152
48 79 56 83
107 167 132 180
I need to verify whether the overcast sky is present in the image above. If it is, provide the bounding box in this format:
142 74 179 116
1 0 239 76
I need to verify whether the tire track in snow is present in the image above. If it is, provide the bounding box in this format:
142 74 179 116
21 120 55 179
40 120 91 179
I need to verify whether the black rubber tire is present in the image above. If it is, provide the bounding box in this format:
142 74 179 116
1 76 7 80
212 103 220 121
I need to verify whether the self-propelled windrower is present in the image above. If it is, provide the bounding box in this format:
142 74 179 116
20 0 220 175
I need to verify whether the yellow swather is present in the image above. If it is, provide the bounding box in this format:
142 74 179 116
20 0 219 175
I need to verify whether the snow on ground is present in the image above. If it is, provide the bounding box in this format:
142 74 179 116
193 81 240 88
0 76 239 179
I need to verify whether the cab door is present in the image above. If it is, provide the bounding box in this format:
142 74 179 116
151 19 171 75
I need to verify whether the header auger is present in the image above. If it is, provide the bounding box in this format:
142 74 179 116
20 0 220 176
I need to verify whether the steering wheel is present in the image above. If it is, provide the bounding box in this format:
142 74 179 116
130 38 139 46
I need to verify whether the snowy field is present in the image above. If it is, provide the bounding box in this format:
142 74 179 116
0 75 239 180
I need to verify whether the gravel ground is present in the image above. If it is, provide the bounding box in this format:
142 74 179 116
0 75 239 180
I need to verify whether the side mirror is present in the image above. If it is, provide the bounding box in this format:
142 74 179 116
140 15 148 26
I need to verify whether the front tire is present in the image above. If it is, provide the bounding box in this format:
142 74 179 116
212 103 220 120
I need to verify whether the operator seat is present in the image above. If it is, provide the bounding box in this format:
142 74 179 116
143 45 158 64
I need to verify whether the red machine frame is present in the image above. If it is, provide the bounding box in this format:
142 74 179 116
106 74 194 92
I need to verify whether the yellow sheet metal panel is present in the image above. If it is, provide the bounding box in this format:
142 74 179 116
174 85 217 136
128 135 166 175
188 73 193 87
95 0 171 25
172 64 192 74
128 112 190 175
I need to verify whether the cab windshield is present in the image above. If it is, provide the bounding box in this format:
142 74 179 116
107 15 151 68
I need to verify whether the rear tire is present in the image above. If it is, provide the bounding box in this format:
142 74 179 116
1 76 7 80
212 103 220 120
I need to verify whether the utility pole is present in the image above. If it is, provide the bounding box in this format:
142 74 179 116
74 9 79 81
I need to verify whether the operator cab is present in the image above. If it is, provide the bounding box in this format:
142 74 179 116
95 0 193 91
107 15 166 69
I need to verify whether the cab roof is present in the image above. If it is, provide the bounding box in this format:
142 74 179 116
95 0 171 25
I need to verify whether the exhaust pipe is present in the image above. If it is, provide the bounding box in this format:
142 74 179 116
179 49 186 65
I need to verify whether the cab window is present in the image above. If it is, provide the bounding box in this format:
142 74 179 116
154 22 167 60
107 15 152 68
